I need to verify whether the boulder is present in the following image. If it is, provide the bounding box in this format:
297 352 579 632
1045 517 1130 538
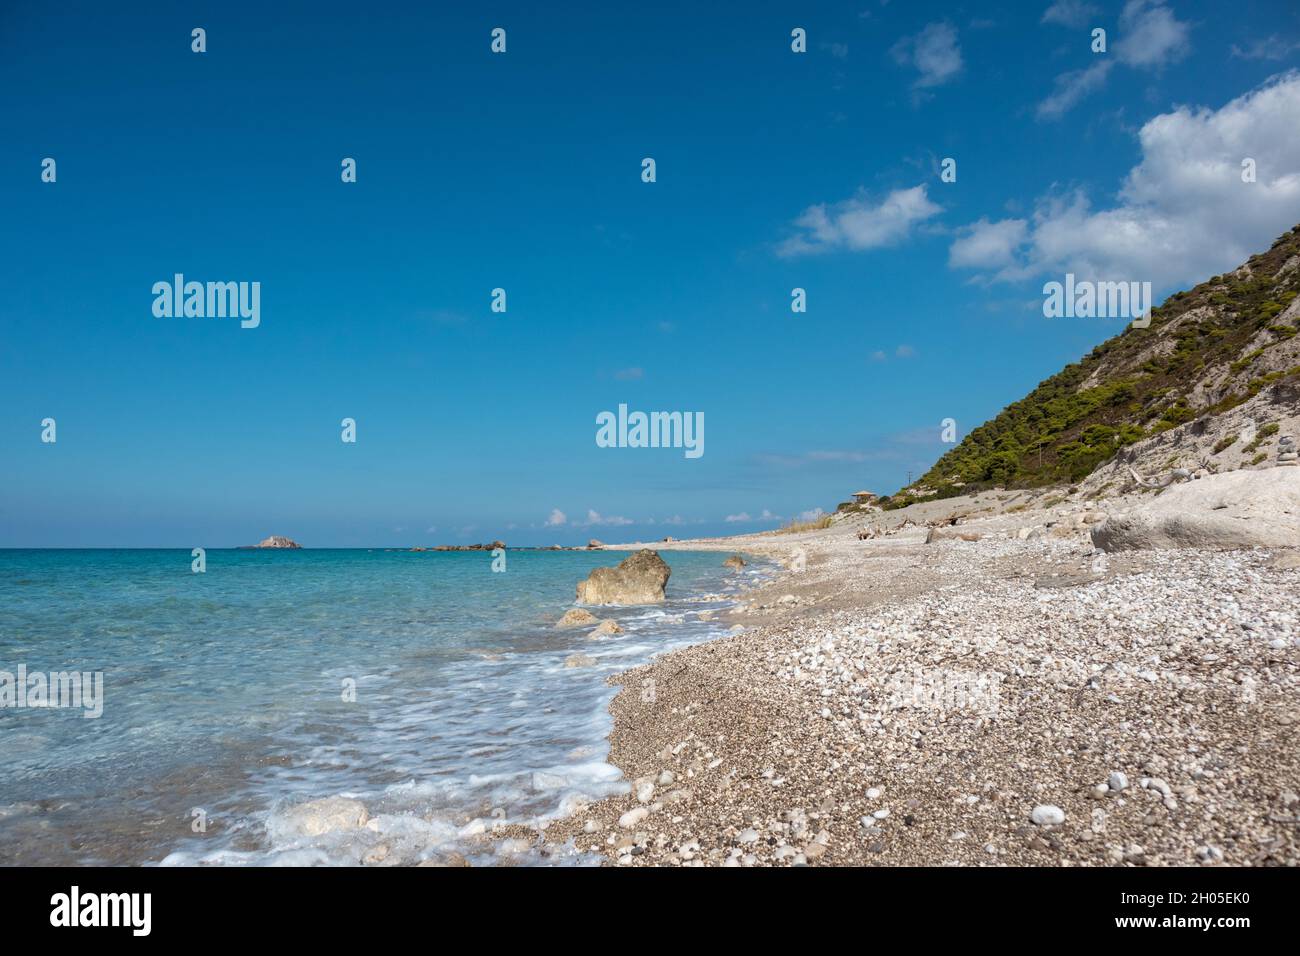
576 549 671 605
283 797 369 836
925 529 982 543
1092 468 1300 552
587 539 605 549
723 554 746 569
556 608 598 628
563 654 597 668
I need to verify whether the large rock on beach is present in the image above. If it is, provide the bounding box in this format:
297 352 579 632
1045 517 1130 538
925 528 982 544
1091 468 1300 551
576 549 671 605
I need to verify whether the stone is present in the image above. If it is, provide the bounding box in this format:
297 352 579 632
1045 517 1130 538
589 619 623 638
723 554 746 569
618 807 650 828
1108 771 1129 792
283 796 369 836
563 653 596 668
362 844 390 864
556 608 598 628
1092 468 1300 551
587 539 604 549
575 549 671 605
925 528 983 543
1030 804 1066 826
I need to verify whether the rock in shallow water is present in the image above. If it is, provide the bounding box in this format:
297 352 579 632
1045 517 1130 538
556 608 598 628
576 549 671 605
590 619 623 637
283 796 369 837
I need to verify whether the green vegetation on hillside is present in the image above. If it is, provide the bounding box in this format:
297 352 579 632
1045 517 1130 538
884 225 1300 509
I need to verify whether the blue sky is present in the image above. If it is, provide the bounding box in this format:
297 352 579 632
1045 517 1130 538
3 0 1300 547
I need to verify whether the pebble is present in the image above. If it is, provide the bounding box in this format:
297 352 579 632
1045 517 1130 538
618 808 650 829
1030 804 1066 826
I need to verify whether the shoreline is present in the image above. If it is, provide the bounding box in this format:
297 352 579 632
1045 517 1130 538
514 488 1300 866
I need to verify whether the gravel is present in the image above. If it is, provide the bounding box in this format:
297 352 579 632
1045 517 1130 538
495 491 1300 866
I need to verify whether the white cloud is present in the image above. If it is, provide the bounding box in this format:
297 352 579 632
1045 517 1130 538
545 508 566 527
891 22 963 90
1041 0 1099 29
778 185 941 257
614 367 644 380
1231 35 1300 61
1037 2 1189 119
1036 60 1114 120
1114 0 1191 69
725 509 782 523
895 344 916 358
580 509 634 527
948 216 1030 269
953 72 1300 291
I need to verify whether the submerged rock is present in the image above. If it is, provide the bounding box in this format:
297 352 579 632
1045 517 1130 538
576 549 671 605
589 619 623 638
1092 468 1300 551
284 796 369 836
556 608 598 628
723 554 746 569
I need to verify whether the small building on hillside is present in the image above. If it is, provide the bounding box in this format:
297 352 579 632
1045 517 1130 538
851 490 877 505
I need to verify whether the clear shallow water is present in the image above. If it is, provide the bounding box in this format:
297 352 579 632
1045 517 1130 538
0 548 768 865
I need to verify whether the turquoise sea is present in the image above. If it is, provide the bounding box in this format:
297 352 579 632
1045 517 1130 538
0 548 767 865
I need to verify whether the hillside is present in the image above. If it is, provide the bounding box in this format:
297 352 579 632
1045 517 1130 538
883 224 1300 508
